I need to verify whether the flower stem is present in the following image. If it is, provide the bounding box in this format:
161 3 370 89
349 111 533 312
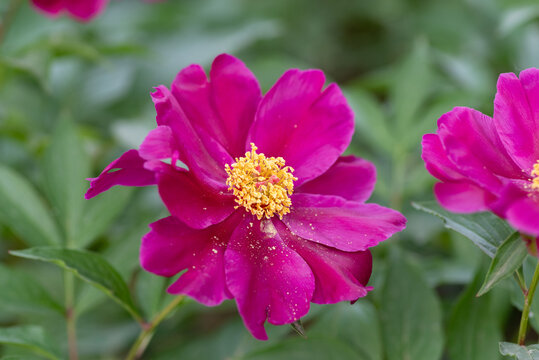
64 271 78 360
514 270 527 295
518 258 539 345
125 296 185 360
0 0 23 45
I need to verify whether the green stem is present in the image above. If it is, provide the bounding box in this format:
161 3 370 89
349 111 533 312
518 258 539 345
125 296 185 360
514 270 527 295
0 0 23 45
64 271 78 360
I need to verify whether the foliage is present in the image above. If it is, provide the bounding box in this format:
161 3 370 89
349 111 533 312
0 0 538 359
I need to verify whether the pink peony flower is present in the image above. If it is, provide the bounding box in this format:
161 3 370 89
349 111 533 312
422 68 539 240
31 0 108 22
85 54 406 339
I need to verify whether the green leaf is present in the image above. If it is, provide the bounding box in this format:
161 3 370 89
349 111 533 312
0 326 60 360
0 165 61 246
477 232 526 296
10 247 142 322
309 302 382 360
48 36 102 62
499 6 539 37
402 91 477 151
0 264 63 315
76 187 132 248
75 320 139 357
499 342 539 359
239 336 360 360
344 87 393 154
77 219 154 315
153 319 291 360
135 270 167 319
391 38 431 133
43 116 90 244
380 250 443 360
412 201 514 258
447 268 504 360
0 54 49 92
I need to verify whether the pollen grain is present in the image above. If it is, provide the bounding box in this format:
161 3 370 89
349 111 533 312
532 161 539 190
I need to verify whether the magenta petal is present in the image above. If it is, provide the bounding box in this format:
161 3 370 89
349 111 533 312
225 217 314 340
170 64 220 141
157 169 235 229
138 125 177 161
170 64 226 151
494 69 539 172
422 134 465 182
248 70 354 186
65 0 108 21
85 150 156 199
209 54 261 157
297 155 376 202
488 181 530 218
433 182 493 213
140 216 234 306
275 220 372 304
170 55 261 158
151 85 231 191
283 194 406 252
438 107 524 193
506 197 539 236
31 0 63 16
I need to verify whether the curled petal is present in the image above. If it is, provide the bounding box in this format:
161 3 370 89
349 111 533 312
297 155 376 203
225 216 314 340
151 85 231 191
141 216 235 306
422 134 465 182
422 131 500 213
85 150 155 199
248 70 354 186
138 125 178 161
437 107 524 193
494 69 539 172
276 220 372 304
283 194 406 252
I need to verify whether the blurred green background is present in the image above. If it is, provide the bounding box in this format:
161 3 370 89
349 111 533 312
0 0 538 359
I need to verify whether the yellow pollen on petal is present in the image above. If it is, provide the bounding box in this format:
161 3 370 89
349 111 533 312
532 161 539 190
225 143 297 220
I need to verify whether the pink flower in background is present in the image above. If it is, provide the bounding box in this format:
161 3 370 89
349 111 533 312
31 0 108 21
85 54 406 339
422 68 539 241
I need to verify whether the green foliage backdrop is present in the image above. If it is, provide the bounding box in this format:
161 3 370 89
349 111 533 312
0 0 538 358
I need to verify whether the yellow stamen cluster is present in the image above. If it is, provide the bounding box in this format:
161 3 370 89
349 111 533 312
532 161 539 190
225 143 297 220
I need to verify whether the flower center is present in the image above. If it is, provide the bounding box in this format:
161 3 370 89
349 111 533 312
532 161 539 190
225 143 297 220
